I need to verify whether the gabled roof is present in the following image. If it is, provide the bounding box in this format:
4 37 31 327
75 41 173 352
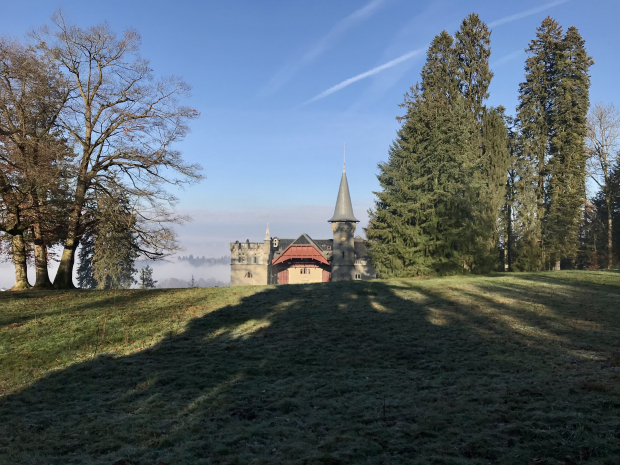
328 167 359 223
272 234 330 266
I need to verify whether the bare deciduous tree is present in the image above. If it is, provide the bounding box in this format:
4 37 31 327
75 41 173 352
33 12 202 289
586 102 620 268
0 38 71 290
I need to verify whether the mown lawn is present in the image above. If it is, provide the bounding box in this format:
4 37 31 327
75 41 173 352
1 271 620 464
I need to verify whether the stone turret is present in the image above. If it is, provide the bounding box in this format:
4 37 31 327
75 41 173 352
329 166 359 281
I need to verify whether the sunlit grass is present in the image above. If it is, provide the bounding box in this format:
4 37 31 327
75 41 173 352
1 271 619 464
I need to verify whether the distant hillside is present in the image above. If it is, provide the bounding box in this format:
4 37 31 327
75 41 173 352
177 255 230 267
157 277 229 288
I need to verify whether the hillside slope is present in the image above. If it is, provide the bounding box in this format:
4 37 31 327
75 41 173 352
1 271 620 464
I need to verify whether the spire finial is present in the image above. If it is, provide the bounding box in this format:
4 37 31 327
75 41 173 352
343 144 346 171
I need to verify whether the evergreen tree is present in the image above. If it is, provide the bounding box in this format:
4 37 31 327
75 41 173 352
455 13 493 126
419 31 460 104
516 17 564 268
468 107 509 272
91 190 139 289
139 265 157 289
367 19 504 276
366 86 477 276
516 18 592 269
76 229 96 289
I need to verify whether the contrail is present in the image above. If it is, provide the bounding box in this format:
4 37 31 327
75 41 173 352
492 49 524 68
302 48 424 106
488 0 569 28
258 0 386 99
302 0 568 106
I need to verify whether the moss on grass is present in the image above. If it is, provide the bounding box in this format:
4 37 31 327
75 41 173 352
1 271 620 464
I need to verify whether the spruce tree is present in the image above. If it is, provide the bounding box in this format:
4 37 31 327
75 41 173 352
516 17 564 269
469 107 509 272
139 265 157 289
76 230 97 289
91 190 139 289
366 33 478 277
419 31 460 103
516 18 592 269
545 26 593 268
455 13 493 126
367 20 504 276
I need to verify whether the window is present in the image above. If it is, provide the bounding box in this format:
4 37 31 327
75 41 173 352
342 251 345 259
354 273 361 280
246 272 253 278
253 256 257 264
273 238 279 248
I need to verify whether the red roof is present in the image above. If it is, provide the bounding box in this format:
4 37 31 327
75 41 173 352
272 243 330 266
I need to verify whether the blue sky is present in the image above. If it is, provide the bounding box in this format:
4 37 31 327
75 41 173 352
1 0 619 286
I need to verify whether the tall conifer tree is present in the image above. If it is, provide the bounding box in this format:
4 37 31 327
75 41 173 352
545 26 593 267
455 13 493 126
516 17 563 268
367 32 477 276
516 18 592 269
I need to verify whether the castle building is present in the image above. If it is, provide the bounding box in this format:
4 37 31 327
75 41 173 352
230 166 377 286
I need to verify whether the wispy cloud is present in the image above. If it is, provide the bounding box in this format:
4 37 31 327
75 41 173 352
301 0 568 106
302 48 424 106
492 49 524 68
258 0 386 99
488 0 569 28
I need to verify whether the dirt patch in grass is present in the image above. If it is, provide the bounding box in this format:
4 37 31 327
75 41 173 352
1 271 620 464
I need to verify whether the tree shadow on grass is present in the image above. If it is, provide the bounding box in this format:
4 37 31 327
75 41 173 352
1 275 620 465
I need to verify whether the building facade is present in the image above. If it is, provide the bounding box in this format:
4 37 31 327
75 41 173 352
230 167 377 286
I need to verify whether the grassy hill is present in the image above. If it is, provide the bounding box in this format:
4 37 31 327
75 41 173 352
1 271 620 464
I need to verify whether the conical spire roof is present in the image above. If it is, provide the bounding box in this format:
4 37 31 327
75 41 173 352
328 167 359 223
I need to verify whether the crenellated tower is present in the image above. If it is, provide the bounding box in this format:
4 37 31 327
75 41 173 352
328 165 359 281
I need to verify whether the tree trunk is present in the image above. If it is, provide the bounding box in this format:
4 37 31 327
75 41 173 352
10 233 30 290
607 195 613 269
507 202 513 271
32 223 53 289
53 179 88 289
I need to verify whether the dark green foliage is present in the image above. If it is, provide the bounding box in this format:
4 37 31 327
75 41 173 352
455 13 493 126
139 265 157 289
76 229 96 289
582 162 620 268
515 18 592 270
368 16 507 276
367 89 478 277
545 26 593 266
419 31 460 103
515 17 564 269
91 190 139 289
468 107 510 272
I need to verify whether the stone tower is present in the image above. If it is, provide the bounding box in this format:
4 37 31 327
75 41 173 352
229 224 271 286
328 165 359 281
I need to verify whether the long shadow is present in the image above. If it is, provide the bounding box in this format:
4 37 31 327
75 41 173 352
1 276 619 464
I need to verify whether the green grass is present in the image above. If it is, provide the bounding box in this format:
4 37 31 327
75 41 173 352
1 271 620 464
